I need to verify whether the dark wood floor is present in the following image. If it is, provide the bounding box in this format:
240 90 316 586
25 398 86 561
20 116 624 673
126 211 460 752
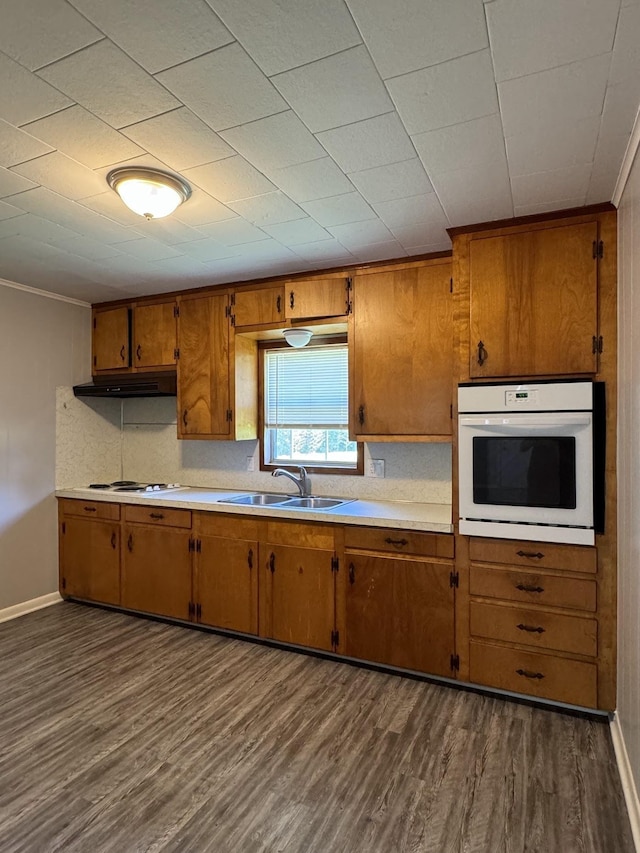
0 603 633 853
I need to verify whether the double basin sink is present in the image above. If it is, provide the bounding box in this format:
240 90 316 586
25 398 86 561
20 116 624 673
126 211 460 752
218 493 354 511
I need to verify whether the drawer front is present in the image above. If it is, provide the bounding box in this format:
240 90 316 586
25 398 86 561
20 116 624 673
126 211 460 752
195 512 261 541
124 505 192 528
59 498 120 521
470 566 597 612
264 519 334 550
470 601 597 657
470 640 598 708
344 527 454 559
469 537 597 574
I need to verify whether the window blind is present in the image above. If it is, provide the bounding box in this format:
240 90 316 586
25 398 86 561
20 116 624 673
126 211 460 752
265 344 349 429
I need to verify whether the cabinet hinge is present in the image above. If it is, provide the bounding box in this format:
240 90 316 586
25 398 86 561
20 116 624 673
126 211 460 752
450 570 459 588
230 293 236 306
196 539 202 553
188 601 195 618
93 355 97 367
188 537 194 552
450 653 460 672
346 277 353 315
61 577 66 591
592 335 603 354
331 629 340 647
224 304 231 318
450 403 453 419
592 240 604 259
226 409 233 422
450 277 453 293
331 555 339 572
61 522 66 535
196 603 202 619
174 347 180 360
173 304 179 318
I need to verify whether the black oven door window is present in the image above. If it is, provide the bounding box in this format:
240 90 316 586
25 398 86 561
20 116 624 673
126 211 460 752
472 437 577 509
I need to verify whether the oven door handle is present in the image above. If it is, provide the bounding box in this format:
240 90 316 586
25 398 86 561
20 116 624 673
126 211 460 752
459 415 591 429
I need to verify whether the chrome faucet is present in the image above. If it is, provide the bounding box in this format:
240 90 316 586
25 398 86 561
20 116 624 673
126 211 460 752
272 466 312 497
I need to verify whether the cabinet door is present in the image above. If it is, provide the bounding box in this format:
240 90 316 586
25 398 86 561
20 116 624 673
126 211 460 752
197 535 258 634
350 261 452 438
93 306 130 372
122 525 192 620
344 555 454 676
232 286 284 327
60 517 120 605
177 293 231 438
133 302 177 370
469 222 598 378
285 277 349 320
261 544 335 651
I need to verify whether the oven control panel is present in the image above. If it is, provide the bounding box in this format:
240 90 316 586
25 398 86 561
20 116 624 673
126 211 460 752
505 389 539 407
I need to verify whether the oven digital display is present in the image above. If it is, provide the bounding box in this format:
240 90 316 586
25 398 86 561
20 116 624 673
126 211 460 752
472 436 577 509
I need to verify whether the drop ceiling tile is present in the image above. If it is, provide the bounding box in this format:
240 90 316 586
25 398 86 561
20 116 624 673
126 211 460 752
431 157 511 204
78 191 144 226
327 218 394 249
0 53 73 126
156 43 287 132
135 218 206 246
350 241 409 262
348 158 433 204
116 238 184 262
486 0 619 83
272 46 393 133
121 108 234 172
228 192 306 227
316 112 416 173
443 194 514 227
0 212 83 244
610 4 640 84
514 197 587 217
38 40 180 129
0 200 24 221
0 120 53 167
220 111 325 172
22 105 145 170
300 192 376 227
0 0 102 71
55 236 126 261
183 156 276 203
505 115 601 176
267 158 354 203
390 223 450 247
600 78 640 139
68 0 233 74
586 168 620 204
412 114 504 175
346 0 489 80
511 164 592 207
291 239 357 263
207 0 362 76
386 49 499 135
232 239 299 261
498 53 611 138
401 240 452 255
179 238 240 262
173 191 236 226
261 218 332 245
372 193 447 229
0 167 37 198
11 151 106 200
196 218 269 246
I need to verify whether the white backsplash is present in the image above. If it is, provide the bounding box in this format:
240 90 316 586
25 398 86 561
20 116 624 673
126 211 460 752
58 392 452 504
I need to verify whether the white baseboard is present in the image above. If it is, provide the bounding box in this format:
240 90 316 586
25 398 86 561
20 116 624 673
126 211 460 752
611 712 640 851
0 592 62 624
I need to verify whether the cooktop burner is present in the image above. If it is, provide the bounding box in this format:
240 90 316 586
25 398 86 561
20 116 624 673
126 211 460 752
87 481 182 493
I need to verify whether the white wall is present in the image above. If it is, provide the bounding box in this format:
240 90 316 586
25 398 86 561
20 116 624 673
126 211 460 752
617 147 640 800
0 281 91 609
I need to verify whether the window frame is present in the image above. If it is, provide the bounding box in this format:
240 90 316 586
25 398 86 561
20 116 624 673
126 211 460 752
258 335 363 475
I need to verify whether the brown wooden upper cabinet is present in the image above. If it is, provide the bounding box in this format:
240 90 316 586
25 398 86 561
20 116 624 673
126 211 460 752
469 221 599 378
349 259 453 440
284 276 350 320
231 285 285 327
92 300 177 375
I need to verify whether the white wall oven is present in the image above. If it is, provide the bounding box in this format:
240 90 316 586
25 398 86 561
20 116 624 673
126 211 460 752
458 381 604 545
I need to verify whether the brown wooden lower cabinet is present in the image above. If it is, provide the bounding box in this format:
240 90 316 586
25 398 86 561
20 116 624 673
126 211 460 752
59 515 120 606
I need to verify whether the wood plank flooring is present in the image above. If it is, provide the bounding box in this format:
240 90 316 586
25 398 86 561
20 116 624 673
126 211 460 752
0 602 633 853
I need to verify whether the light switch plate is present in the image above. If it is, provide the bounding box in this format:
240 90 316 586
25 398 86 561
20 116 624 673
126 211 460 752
367 458 385 478
246 456 255 472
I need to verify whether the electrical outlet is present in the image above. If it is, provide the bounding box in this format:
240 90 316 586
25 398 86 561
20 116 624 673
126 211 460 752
246 456 255 472
367 459 385 478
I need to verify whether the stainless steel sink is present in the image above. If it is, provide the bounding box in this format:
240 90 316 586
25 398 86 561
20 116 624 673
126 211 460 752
219 493 291 506
282 497 353 510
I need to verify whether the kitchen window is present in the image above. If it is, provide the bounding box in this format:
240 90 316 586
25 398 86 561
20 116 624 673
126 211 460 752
261 340 362 473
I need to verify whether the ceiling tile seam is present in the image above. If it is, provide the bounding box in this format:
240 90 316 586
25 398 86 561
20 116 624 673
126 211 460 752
32 35 108 75
380 46 492 85
143 40 237 77
266 40 367 81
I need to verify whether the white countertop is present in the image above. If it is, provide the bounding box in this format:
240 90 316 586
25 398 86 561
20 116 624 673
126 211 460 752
55 486 453 534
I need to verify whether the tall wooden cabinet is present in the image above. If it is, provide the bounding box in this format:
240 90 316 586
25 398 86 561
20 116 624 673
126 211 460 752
349 258 453 440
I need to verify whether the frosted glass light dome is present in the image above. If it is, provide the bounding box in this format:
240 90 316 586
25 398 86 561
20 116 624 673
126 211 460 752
106 168 191 220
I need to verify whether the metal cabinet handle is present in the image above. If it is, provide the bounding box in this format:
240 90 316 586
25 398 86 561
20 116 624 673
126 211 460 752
269 552 275 573
111 532 117 549
248 548 253 570
276 295 282 313
517 550 544 559
477 340 487 366
182 410 188 428
290 291 295 309
358 405 365 426
120 345 126 362
348 562 355 585
516 669 544 680
83 506 97 513
136 344 142 361
127 533 133 552
515 583 544 593
385 537 408 548
149 513 164 520
516 623 545 634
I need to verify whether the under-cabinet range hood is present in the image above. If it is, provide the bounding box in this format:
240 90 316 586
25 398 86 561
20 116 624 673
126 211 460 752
73 373 177 398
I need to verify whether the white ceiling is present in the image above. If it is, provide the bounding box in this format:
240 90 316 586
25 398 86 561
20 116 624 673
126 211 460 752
0 0 638 303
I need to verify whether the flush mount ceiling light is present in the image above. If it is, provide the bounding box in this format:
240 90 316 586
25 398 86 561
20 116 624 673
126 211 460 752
106 167 191 220
282 328 313 348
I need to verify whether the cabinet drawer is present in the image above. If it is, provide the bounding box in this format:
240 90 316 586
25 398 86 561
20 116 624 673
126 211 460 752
59 499 120 521
470 566 597 612
469 640 597 708
469 537 596 574
344 527 454 559
196 512 260 540
470 601 597 657
264 520 334 550
124 505 192 528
